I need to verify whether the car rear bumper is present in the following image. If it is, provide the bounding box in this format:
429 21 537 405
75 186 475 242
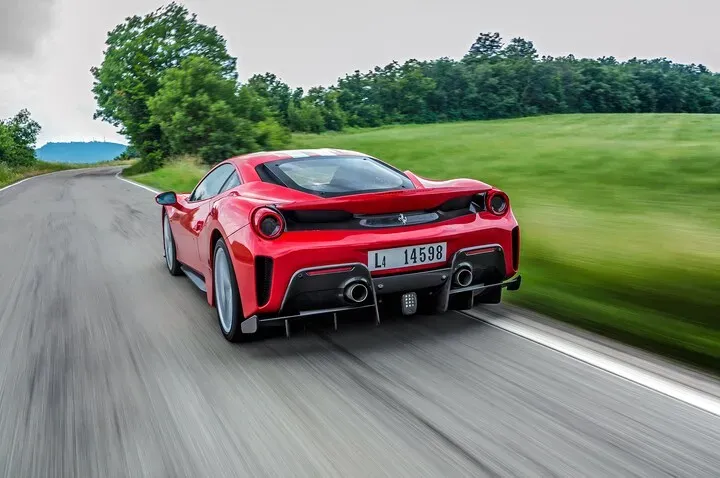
228 210 520 318
239 244 521 334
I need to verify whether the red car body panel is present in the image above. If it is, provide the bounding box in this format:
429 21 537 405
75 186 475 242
160 149 521 320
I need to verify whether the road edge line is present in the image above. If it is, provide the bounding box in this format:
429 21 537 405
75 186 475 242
0 166 100 194
462 310 720 418
115 171 160 194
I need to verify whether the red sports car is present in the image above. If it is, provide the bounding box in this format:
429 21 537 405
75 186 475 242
155 149 521 341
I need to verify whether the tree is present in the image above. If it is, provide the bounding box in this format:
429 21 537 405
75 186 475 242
246 73 293 124
149 56 242 155
503 38 538 60
114 145 139 161
196 103 258 164
90 2 237 163
149 56 289 164
465 32 504 61
287 98 326 133
0 109 41 167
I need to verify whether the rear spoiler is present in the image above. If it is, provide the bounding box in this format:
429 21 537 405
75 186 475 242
275 186 490 216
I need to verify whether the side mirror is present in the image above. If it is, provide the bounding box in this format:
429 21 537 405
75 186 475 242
155 191 177 206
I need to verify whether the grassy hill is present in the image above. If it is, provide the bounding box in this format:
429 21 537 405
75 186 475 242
36 141 127 163
129 114 720 369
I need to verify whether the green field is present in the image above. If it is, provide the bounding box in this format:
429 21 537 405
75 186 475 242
129 114 720 370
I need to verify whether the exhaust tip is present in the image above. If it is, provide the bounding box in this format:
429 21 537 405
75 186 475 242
454 267 473 288
345 282 369 303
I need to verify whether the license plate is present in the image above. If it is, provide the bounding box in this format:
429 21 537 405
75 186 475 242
368 242 447 271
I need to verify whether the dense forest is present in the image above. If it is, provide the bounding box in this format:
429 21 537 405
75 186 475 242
90 3 720 172
258 32 720 132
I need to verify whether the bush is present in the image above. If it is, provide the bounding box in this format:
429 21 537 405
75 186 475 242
0 109 41 167
122 151 164 175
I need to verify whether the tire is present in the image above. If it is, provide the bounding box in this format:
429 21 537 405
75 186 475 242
213 238 254 342
162 213 182 276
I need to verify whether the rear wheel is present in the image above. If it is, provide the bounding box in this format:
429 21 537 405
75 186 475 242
213 238 254 342
163 214 182 276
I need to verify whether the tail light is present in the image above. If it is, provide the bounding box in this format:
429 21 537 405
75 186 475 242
486 190 509 216
252 207 285 240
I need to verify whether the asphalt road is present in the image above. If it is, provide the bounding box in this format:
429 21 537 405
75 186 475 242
1 168 719 478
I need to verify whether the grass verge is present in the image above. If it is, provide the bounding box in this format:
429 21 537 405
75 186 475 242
128 114 720 372
0 159 136 189
125 156 209 192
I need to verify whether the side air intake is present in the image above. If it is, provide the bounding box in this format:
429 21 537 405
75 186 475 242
255 256 273 307
512 226 520 271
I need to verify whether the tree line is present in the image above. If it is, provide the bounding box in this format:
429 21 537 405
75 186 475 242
255 32 720 132
91 3 720 172
0 109 41 168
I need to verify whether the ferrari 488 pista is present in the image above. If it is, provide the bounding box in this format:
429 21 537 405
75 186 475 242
155 149 521 341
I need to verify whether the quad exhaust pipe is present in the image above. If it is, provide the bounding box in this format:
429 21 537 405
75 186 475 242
453 266 473 288
344 281 369 303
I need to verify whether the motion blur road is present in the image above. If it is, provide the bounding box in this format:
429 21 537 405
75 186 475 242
1 168 720 477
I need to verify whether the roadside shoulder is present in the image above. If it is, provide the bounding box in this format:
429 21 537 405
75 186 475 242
466 304 720 407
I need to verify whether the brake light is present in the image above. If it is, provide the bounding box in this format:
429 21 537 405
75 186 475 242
306 266 354 276
486 190 509 216
251 207 285 240
466 247 498 256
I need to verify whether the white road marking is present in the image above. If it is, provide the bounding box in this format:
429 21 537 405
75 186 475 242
115 172 160 194
0 175 43 194
0 166 97 194
464 311 720 417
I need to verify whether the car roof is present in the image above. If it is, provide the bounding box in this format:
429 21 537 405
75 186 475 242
227 148 367 167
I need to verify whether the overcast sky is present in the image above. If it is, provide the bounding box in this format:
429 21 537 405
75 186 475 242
1 0 718 146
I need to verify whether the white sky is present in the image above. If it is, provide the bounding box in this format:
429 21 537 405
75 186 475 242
1 0 718 146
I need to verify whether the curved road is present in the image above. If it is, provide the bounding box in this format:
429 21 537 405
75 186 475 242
1 168 719 477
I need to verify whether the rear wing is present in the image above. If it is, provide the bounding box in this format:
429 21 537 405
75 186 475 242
274 186 491 216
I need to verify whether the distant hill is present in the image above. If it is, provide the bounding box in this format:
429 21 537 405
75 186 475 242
35 141 128 163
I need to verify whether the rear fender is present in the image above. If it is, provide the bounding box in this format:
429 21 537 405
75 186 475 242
213 195 253 238
204 227 222 308
203 224 248 314
221 225 256 318
203 196 255 316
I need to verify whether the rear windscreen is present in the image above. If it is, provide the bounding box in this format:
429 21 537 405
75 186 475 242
258 156 415 197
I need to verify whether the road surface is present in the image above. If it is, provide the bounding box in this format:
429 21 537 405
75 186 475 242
1 168 719 477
